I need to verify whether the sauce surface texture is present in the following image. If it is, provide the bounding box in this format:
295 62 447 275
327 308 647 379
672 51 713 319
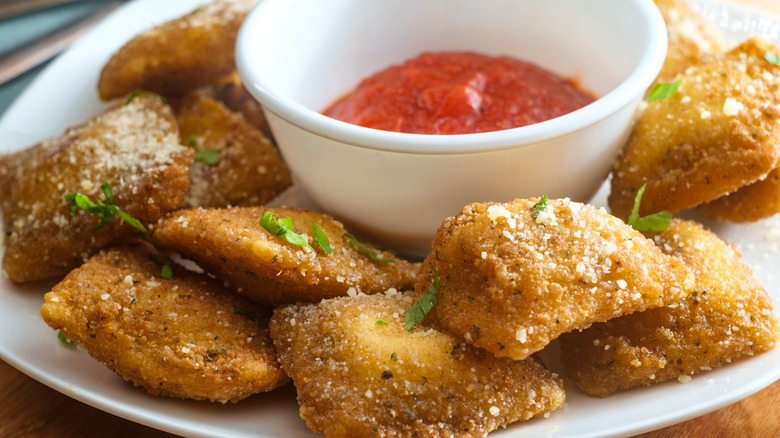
323 51 595 135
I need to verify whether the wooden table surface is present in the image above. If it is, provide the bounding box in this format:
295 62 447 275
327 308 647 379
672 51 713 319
2 0 780 437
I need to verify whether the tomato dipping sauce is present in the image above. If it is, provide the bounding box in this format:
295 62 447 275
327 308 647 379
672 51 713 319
323 51 595 135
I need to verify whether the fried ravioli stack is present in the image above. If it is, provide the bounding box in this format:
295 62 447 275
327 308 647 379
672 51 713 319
413 197 695 361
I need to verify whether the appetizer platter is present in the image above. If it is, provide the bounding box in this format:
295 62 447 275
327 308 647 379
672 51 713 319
0 0 779 437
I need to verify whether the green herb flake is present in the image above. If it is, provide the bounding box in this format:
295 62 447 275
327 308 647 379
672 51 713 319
125 90 167 105
647 79 682 103
375 320 388 326
765 51 780 65
311 222 332 254
390 352 398 361
160 257 173 280
404 268 441 331
532 194 548 219
627 183 672 232
194 148 220 165
344 232 394 263
57 330 76 348
64 182 147 233
259 212 314 252
188 134 198 145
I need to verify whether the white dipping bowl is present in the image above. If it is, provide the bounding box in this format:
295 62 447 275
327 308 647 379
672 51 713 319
236 0 667 257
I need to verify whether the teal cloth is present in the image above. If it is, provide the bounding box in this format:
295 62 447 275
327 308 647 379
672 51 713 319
0 0 112 117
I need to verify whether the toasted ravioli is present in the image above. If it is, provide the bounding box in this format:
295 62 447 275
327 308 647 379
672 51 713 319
609 37 780 220
40 243 288 403
653 0 723 84
269 293 566 438
0 96 192 283
98 0 258 100
149 207 419 306
414 198 695 361
172 91 291 208
559 219 780 397
698 167 780 222
205 73 273 139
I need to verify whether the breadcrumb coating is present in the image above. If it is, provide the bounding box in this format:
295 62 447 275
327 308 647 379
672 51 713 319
270 292 566 437
414 197 695 361
0 95 192 283
149 206 419 306
698 167 780 222
559 219 780 397
40 243 288 403
609 37 780 220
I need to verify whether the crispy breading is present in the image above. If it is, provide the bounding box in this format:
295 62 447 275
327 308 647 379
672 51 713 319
149 206 419 306
0 95 192 283
204 73 273 139
269 292 566 438
414 198 695 361
653 0 724 84
40 242 288 403
97 0 258 100
609 37 780 220
559 219 780 397
698 167 780 222
172 91 291 208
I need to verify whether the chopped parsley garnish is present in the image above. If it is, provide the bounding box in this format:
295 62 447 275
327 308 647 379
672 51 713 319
64 182 147 233
532 194 548 219
647 79 682 103
765 51 780 65
627 183 672 232
311 222 332 254
259 212 314 252
344 232 394 263
188 134 198 145
404 268 441 331
375 320 388 326
194 148 220 165
125 90 167 105
57 330 75 348
159 256 173 280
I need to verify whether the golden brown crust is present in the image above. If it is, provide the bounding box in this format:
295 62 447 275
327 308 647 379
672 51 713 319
204 73 274 139
698 167 780 222
172 91 291 208
97 0 258 100
609 37 780 220
149 206 419 306
653 0 724 84
414 198 695 361
559 219 780 397
40 243 288 403
269 292 566 437
0 96 192 283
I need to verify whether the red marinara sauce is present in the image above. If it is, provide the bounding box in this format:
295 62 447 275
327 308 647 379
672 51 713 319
323 51 595 135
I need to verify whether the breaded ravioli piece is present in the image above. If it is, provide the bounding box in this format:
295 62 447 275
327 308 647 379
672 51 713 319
559 219 780 397
609 37 780 220
98 0 258 100
172 91 291 208
698 167 780 222
40 243 288 403
653 0 723 84
414 198 695 361
270 292 566 438
149 207 419 306
205 73 273 139
0 95 192 283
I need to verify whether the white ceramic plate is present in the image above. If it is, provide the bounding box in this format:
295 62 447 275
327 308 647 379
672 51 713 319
0 0 779 437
